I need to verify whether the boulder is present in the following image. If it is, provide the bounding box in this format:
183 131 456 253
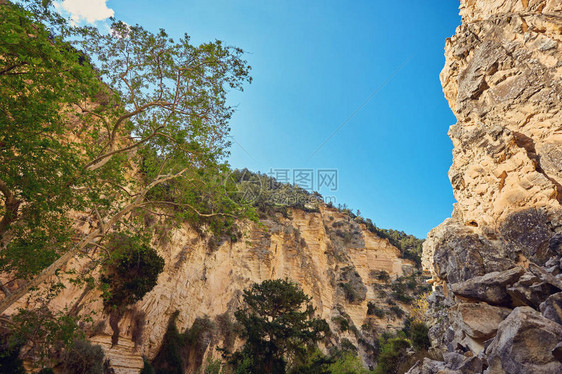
485 307 562 374
507 271 558 308
529 263 562 291
450 267 524 306
500 209 553 266
443 352 483 373
432 227 513 284
405 355 480 374
539 292 562 325
453 302 511 339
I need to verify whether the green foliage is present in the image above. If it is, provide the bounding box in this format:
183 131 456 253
0 0 100 278
374 336 411 374
0 0 253 312
366 302 385 318
0 0 256 371
225 169 322 219
288 347 375 374
204 358 223 374
406 277 418 290
8 307 84 367
140 358 156 374
339 282 359 303
372 270 389 282
228 279 330 374
60 339 105 374
0 335 25 374
332 316 349 332
100 233 165 311
339 338 358 353
286 347 333 374
409 322 430 351
389 306 404 319
390 278 413 303
328 352 374 374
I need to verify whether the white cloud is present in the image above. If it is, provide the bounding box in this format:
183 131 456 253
55 0 114 24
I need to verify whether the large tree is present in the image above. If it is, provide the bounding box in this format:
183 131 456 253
229 279 330 374
0 0 253 318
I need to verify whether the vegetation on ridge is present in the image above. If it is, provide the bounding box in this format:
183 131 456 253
227 168 425 266
0 1 429 372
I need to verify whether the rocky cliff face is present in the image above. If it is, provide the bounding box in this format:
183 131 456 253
414 1 562 373
8 205 421 373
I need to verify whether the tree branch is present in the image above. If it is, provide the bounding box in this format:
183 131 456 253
0 62 27 76
84 124 165 170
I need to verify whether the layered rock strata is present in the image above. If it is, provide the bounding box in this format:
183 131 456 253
7 205 417 373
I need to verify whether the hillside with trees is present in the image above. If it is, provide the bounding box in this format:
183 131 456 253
0 1 431 373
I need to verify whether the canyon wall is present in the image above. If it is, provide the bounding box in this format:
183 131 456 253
8 205 419 373
414 0 562 373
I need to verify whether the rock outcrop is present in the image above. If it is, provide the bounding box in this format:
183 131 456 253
6 205 421 372
420 0 562 373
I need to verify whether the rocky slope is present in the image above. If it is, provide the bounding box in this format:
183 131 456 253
6 204 424 373
413 0 562 373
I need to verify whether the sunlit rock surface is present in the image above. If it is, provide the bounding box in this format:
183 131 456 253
8 205 417 373
419 0 562 372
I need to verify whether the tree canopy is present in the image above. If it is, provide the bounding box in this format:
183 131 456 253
0 0 254 316
228 279 330 374
0 0 255 368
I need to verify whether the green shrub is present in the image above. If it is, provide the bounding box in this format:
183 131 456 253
100 233 165 311
390 280 413 303
374 271 390 282
339 282 359 303
366 302 385 318
374 337 411 374
329 352 374 374
204 358 222 374
389 306 404 318
339 338 357 353
410 322 430 351
0 337 25 374
61 340 105 374
406 277 417 290
332 316 349 332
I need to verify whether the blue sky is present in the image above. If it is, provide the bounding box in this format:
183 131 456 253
60 0 461 238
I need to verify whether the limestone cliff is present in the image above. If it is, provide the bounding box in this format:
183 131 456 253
414 1 562 373
7 204 422 373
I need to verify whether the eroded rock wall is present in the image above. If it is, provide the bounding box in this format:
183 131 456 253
417 1 562 373
8 205 417 373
